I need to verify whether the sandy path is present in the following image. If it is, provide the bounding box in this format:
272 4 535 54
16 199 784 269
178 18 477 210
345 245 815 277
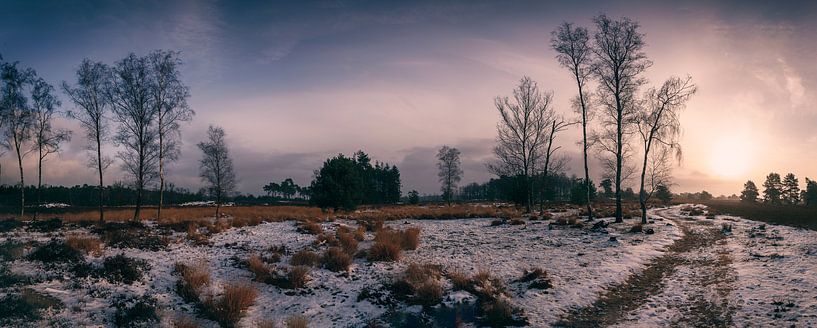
556 208 736 327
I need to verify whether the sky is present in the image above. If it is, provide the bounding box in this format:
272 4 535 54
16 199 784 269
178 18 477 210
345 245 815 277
0 0 816 197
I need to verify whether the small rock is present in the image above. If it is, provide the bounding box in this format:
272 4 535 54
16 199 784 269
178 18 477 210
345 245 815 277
645 228 655 235
609 236 618 242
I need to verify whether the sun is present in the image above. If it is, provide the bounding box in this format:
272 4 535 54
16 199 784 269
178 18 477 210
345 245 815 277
708 135 753 179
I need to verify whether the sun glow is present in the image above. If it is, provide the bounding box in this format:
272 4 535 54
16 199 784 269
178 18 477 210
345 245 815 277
708 135 754 179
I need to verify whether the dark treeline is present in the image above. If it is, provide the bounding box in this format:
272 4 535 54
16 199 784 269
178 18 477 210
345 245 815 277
0 183 201 207
740 172 817 207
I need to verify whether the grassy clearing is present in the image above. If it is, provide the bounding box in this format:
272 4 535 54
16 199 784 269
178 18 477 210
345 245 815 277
703 200 817 230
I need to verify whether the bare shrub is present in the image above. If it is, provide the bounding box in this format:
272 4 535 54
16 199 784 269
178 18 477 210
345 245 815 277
66 235 102 256
321 247 352 272
629 223 643 233
290 250 320 267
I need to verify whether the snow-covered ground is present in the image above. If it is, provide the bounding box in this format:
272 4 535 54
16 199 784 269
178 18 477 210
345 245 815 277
3 204 817 327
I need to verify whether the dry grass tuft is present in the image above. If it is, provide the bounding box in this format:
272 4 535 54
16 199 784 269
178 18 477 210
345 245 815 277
172 314 201 328
287 266 311 289
247 254 275 282
174 262 212 304
290 249 320 267
321 247 352 272
354 225 366 241
66 234 102 256
256 319 278 328
313 233 337 246
446 268 470 291
337 231 359 254
286 315 309 328
297 221 323 235
367 240 402 262
204 282 259 326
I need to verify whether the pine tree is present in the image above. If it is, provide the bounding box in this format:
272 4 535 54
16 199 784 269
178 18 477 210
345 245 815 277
762 173 782 205
782 173 800 205
740 180 759 203
803 178 817 207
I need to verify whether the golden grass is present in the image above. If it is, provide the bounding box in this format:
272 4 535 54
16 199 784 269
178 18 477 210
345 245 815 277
66 234 102 256
205 282 259 326
367 240 402 262
286 315 309 328
290 250 320 267
49 206 326 224
247 254 274 282
287 266 311 289
321 247 352 272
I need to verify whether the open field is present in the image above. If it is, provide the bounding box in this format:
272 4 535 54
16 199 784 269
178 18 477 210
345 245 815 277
3 203 816 327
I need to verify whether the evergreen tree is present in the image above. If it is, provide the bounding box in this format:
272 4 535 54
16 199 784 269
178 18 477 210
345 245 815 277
762 173 782 205
309 151 401 210
740 180 759 203
803 178 817 207
599 178 613 198
654 184 672 205
569 178 596 205
782 173 800 205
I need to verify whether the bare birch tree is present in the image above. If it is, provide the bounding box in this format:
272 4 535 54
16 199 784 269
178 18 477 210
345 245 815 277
149 50 194 221
591 15 651 222
63 59 113 223
108 53 158 221
0 61 35 218
552 22 595 219
30 77 71 219
437 145 462 206
198 125 236 218
488 76 554 213
637 76 696 223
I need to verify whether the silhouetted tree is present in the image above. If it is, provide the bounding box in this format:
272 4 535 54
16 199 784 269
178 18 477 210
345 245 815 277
636 76 696 223
437 145 462 206
198 125 236 218
553 21 595 219
109 53 158 221
740 180 759 203
804 178 817 207
0 60 35 217
591 15 651 222
538 117 571 212
782 173 800 205
654 184 672 205
407 190 420 205
489 77 555 213
30 77 71 219
762 173 782 205
149 50 194 221
699 190 713 201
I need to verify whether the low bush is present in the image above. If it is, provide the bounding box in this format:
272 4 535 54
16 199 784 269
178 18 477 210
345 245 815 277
112 294 159 328
66 235 103 256
286 315 309 328
102 229 168 251
290 250 320 267
481 297 525 327
0 240 27 261
0 218 23 232
629 223 643 233
0 289 63 322
28 240 84 264
26 218 62 232
321 247 352 272
172 314 201 328
508 218 525 225
101 254 149 284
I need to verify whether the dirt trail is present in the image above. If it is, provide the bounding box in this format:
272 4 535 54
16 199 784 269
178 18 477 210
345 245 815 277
556 208 737 327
